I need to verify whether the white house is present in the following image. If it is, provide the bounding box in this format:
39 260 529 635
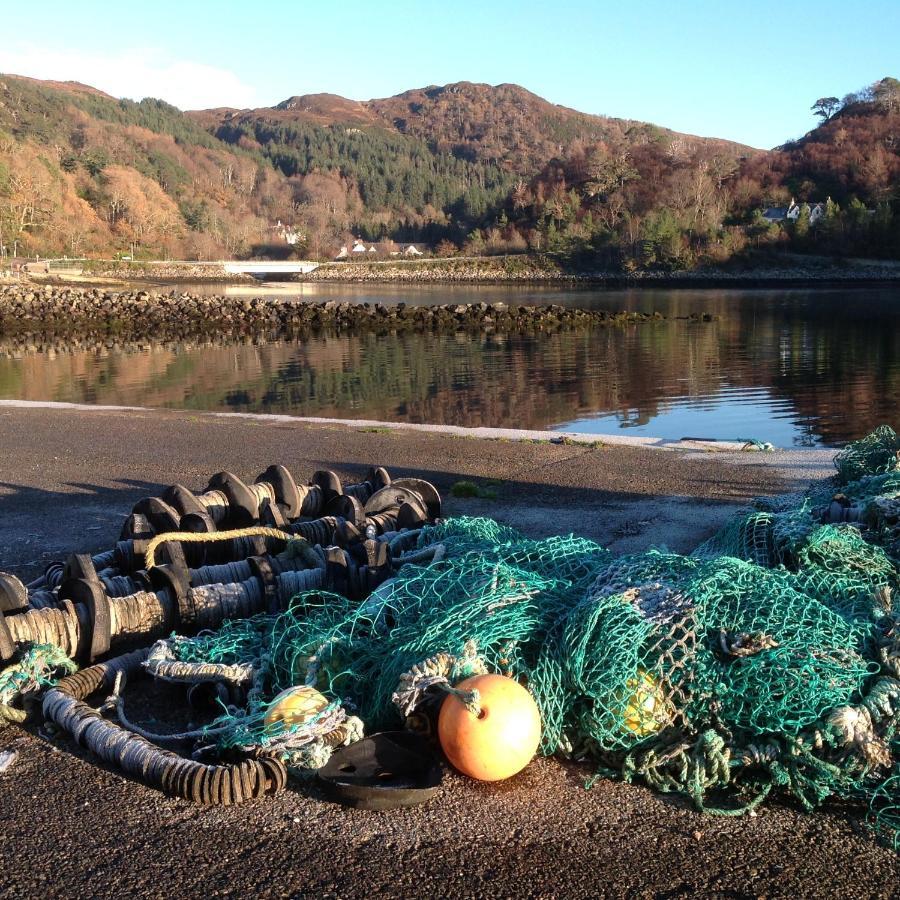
334 239 429 261
761 199 827 225
272 220 303 245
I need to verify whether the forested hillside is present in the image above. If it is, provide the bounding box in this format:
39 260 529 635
206 109 514 244
732 78 900 259
0 74 296 259
199 80 750 250
367 82 701 171
450 77 900 266
0 72 897 264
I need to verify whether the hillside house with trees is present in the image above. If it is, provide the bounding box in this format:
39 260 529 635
334 239 428 260
762 200 827 225
272 221 304 245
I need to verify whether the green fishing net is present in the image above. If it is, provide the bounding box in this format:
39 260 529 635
692 505 818 568
154 428 900 845
834 425 900 484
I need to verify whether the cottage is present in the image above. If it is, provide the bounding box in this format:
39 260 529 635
333 239 429 261
272 220 303 245
761 199 827 225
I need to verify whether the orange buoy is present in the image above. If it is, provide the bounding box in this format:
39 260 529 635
437 673 541 781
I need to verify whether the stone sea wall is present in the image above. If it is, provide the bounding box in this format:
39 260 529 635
306 256 900 284
79 261 255 282
0 285 710 346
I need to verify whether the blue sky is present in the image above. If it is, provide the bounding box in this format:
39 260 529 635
1 0 896 149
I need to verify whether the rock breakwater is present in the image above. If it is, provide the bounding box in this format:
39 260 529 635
0 286 710 343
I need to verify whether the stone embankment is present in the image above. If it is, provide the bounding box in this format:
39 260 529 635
305 256 900 284
0 285 711 345
305 257 568 282
80 261 255 282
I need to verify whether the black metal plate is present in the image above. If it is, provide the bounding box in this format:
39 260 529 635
317 731 443 811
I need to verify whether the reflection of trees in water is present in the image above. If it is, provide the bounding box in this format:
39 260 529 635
0 289 897 445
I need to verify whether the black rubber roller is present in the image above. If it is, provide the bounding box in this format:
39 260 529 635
149 563 189 629
332 519 363 549
259 500 288 529
207 472 258 527
132 498 182 535
119 512 155 541
310 470 343 505
179 511 217 535
248 555 279 614
367 466 391 491
391 478 442 520
63 553 100 585
58 578 111 662
257 465 302 519
364 486 424 518
162 484 207 518
396 498 429 530
325 494 367 529
0 572 29 615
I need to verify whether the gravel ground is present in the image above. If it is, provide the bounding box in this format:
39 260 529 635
0 405 896 898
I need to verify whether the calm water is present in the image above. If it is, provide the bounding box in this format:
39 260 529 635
1 283 898 447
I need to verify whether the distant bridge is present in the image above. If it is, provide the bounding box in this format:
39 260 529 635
222 261 320 278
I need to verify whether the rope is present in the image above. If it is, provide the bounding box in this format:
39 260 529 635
144 527 305 570
392 640 487 717
191 560 253 587
0 643 77 722
144 640 256 686
109 590 171 640
396 544 446 567
6 605 82 658
42 649 288 805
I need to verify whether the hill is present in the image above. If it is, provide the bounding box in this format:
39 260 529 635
427 77 898 267
0 73 896 264
0 73 298 259
200 91 514 246
192 80 754 255
730 78 900 259
366 81 749 171
197 80 751 180
736 78 900 207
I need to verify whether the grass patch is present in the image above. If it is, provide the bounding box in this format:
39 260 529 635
450 480 499 500
550 436 606 449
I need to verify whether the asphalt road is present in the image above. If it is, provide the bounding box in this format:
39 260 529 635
0 405 896 898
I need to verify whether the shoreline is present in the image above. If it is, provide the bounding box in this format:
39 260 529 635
302 263 900 288
0 398 817 453
299 253 900 286
0 402 838 578
7 253 900 289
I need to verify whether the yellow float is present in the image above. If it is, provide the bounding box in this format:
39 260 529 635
617 669 672 737
264 685 330 730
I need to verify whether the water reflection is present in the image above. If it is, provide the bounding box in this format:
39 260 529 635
0 286 897 446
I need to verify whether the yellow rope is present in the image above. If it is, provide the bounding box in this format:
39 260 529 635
144 527 304 570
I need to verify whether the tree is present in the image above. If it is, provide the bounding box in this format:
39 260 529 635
435 238 458 257
872 78 900 113
811 97 841 122
583 149 638 200
792 203 811 240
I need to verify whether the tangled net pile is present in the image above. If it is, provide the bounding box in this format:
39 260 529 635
44 426 900 842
